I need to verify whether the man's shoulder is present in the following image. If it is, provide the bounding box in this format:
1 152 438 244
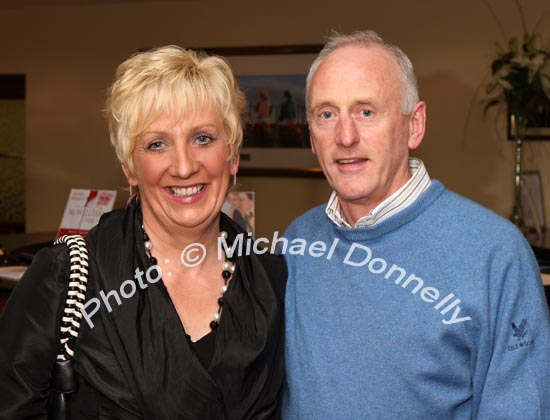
438 186 506 222
284 204 328 237
434 182 525 242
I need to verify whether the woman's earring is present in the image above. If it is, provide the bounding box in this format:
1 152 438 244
129 184 133 197
232 173 237 187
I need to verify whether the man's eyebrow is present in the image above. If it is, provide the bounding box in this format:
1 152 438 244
309 100 335 110
310 98 377 110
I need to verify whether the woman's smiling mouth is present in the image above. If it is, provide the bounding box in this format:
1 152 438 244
170 185 205 197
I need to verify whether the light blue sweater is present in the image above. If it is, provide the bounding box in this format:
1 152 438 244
282 180 550 419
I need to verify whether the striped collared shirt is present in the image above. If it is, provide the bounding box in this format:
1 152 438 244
325 158 431 228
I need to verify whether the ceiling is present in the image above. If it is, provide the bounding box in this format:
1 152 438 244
0 0 194 8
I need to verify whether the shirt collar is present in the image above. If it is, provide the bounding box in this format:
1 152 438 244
325 158 431 228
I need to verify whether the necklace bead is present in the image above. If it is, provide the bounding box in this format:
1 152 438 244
141 225 235 333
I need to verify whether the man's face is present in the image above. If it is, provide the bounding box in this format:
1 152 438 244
308 45 425 225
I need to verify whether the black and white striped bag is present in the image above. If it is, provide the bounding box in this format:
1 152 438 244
47 235 89 420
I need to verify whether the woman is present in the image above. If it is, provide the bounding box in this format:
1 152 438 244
0 46 286 419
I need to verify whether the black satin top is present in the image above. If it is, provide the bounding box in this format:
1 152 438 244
189 329 217 368
0 202 287 419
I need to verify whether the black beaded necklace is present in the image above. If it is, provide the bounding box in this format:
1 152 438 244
142 226 236 330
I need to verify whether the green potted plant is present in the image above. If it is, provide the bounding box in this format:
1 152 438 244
483 0 550 228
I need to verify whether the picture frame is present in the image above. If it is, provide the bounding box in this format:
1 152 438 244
521 171 545 232
222 191 255 235
507 107 550 140
195 45 325 178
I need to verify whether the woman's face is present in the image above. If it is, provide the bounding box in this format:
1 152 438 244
126 106 238 233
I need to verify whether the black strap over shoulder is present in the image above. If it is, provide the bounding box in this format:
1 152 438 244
47 235 89 420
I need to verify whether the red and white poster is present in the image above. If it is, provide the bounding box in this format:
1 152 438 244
57 189 117 239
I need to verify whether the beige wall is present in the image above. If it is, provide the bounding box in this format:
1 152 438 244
0 0 549 238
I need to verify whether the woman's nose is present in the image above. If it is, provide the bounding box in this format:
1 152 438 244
170 145 198 179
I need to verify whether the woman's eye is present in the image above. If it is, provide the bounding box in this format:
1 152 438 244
147 140 165 151
320 111 333 119
195 134 214 146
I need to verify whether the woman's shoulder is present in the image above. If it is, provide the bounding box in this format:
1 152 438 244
20 243 71 288
220 212 287 291
85 203 137 249
245 250 287 299
257 252 287 280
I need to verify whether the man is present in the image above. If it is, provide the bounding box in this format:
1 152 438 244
282 30 550 419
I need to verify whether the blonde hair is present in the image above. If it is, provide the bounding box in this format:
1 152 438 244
105 45 246 176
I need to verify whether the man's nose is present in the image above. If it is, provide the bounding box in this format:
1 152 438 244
335 115 359 147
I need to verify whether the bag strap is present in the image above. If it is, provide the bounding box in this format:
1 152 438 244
47 235 89 420
54 235 89 360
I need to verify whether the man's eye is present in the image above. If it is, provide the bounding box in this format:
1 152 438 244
320 111 333 119
361 109 372 117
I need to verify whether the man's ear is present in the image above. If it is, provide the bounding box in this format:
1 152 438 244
408 101 426 150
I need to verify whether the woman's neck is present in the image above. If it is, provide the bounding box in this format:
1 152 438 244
141 214 222 267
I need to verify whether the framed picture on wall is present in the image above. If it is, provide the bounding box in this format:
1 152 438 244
222 191 255 236
507 102 550 140
194 45 324 177
521 171 545 231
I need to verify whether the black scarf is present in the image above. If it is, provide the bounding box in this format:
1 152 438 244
73 201 286 419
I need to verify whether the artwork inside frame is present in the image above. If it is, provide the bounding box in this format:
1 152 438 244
195 44 325 177
222 191 255 236
238 74 309 149
507 102 550 140
521 171 545 232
